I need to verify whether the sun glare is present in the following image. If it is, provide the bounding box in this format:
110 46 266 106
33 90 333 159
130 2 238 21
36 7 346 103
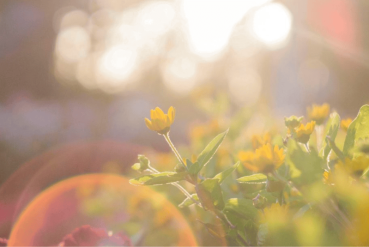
181 0 271 60
252 3 292 48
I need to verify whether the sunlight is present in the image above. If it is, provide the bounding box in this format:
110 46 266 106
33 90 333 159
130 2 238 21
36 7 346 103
181 0 271 60
252 3 292 48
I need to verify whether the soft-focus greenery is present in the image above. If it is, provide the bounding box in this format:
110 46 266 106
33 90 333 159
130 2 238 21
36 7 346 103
130 101 369 246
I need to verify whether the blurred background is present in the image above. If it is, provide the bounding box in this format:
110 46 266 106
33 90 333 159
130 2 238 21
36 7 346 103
1 0 369 185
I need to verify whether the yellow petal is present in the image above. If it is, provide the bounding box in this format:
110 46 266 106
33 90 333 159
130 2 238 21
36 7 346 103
145 118 154 130
168 106 175 124
155 107 165 120
150 109 156 120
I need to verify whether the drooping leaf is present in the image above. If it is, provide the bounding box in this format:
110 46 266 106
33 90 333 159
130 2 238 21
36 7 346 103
237 173 267 184
178 194 199 208
223 198 258 220
286 139 324 185
192 130 229 175
343 105 369 156
196 178 225 211
129 172 187 186
213 161 240 184
320 112 340 160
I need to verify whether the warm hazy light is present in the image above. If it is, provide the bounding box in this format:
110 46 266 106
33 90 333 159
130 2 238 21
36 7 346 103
162 57 198 95
181 0 271 59
228 68 262 105
252 3 292 47
96 46 138 92
55 26 90 63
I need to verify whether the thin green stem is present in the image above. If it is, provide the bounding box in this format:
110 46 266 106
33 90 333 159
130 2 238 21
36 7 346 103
163 133 187 170
148 166 201 207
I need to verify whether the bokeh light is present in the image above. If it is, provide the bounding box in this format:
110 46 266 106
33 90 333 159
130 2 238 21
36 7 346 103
162 56 199 95
136 1 176 37
252 3 292 48
96 45 138 93
55 26 91 63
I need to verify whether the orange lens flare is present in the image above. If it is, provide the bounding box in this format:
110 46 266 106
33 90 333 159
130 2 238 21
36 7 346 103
8 174 197 246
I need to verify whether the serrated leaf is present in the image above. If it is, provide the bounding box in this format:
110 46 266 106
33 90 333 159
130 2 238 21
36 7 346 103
193 130 229 175
223 198 258 220
129 172 187 186
196 178 225 211
237 173 267 184
213 162 240 184
343 105 369 156
320 112 340 160
178 194 199 208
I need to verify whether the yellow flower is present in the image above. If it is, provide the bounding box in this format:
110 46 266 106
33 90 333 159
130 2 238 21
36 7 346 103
335 156 369 178
295 121 316 144
251 133 272 150
259 203 290 224
238 144 285 174
145 106 175 135
341 118 352 132
307 103 330 125
323 170 333 185
284 116 303 130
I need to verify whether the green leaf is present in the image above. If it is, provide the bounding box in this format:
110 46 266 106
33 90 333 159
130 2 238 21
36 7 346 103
293 203 312 220
237 173 267 184
286 139 324 185
257 223 268 246
320 112 340 160
178 194 199 208
343 105 369 156
223 198 258 220
196 178 225 211
197 221 227 238
129 172 187 186
213 162 240 184
193 129 229 174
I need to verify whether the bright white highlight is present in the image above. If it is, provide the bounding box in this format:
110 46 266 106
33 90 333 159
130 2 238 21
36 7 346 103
252 3 292 47
96 46 138 92
136 1 176 36
181 0 271 59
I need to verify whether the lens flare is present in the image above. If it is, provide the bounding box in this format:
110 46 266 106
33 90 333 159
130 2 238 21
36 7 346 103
8 174 197 246
252 3 292 48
